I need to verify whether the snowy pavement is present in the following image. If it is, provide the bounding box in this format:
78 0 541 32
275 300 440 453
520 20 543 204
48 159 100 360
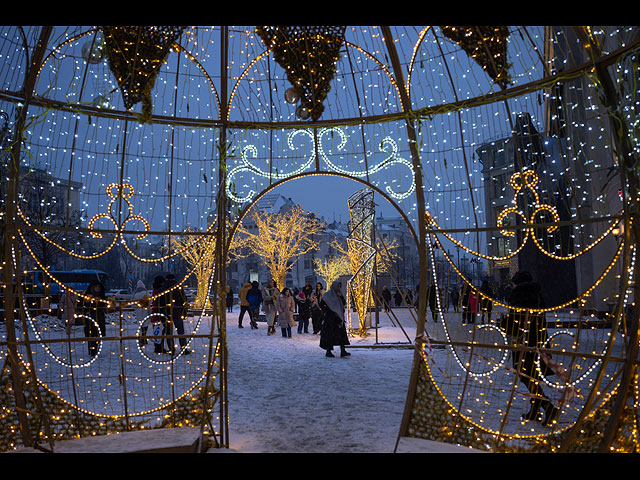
224 309 416 453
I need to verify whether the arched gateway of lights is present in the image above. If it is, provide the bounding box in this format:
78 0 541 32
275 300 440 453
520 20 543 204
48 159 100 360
0 26 638 452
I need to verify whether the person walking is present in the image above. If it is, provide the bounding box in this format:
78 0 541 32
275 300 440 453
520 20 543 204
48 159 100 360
450 286 459 313
393 290 403 308
292 287 300 313
78 280 107 357
427 283 438 322
311 282 324 334
469 287 480 324
150 276 169 354
58 288 76 335
246 281 263 329
479 280 493 324
276 287 296 338
226 285 234 313
319 280 350 358
381 285 392 312
460 282 473 324
261 279 279 335
133 280 149 346
238 281 251 328
297 290 311 333
158 274 190 355
501 271 559 426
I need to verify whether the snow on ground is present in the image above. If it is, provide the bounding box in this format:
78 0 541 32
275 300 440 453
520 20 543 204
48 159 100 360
224 308 416 453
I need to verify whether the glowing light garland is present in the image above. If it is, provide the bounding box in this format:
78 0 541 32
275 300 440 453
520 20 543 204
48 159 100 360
225 127 415 204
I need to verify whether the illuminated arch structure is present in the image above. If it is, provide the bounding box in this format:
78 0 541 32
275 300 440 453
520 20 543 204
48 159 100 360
0 26 638 452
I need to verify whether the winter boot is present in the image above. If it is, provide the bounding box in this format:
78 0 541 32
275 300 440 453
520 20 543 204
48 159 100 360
340 346 351 357
326 349 335 357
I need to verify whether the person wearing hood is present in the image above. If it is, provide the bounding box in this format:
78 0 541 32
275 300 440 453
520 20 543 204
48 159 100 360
246 281 263 329
276 287 296 338
238 282 252 328
502 270 559 427
319 280 350 358
77 280 107 357
133 280 150 346
158 274 190 355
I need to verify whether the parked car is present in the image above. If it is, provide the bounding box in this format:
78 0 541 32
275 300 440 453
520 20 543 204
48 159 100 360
108 289 133 301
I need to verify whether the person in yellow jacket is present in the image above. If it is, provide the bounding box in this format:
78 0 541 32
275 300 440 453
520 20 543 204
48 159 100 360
238 282 251 328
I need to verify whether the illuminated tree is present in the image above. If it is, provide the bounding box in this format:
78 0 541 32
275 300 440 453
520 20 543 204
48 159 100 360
329 236 400 276
236 205 324 288
169 223 242 309
313 254 351 288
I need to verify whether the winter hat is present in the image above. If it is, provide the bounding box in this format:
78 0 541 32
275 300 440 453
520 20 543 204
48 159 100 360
137 280 146 289
511 271 532 285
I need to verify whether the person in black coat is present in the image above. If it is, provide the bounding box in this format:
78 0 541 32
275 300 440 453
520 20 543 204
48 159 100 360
427 284 438 322
319 280 350 357
311 282 324 334
246 281 263 330
450 287 460 313
158 274 190 355
460 282 473 324
226 286 234 313
479 280 493 324
381 286 392 312
502 271 559 426
393 290 403 308
78 280 107 357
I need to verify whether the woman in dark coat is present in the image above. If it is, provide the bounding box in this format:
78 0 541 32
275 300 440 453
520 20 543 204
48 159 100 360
427 284 437 322
311 282 324 334
479 280 493 324
319 280 350 357
151 275 169 354
78 280 107 357
226 286 234 313
503 271 559 426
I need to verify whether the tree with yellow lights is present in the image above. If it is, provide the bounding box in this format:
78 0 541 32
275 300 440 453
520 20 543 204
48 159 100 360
235 205 324 289
169 224 242 309
313 254 351 288
329 236 400 275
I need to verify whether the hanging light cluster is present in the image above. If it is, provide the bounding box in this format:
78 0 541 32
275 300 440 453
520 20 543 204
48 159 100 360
439 26 512 88
101 26 186 121
256 25 347 121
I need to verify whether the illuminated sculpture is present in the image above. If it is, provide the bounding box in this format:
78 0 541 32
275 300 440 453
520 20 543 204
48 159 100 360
345 189 377 335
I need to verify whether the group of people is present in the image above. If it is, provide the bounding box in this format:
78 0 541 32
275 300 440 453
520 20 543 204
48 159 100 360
141 274 191 355
379 282 495 325
229 279 350 357
67 274 191 358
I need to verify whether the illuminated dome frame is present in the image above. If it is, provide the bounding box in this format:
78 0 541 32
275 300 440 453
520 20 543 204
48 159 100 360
0 26 638 452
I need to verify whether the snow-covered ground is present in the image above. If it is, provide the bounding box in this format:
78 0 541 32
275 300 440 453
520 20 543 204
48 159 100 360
3 303 623 454
224 308 416 453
